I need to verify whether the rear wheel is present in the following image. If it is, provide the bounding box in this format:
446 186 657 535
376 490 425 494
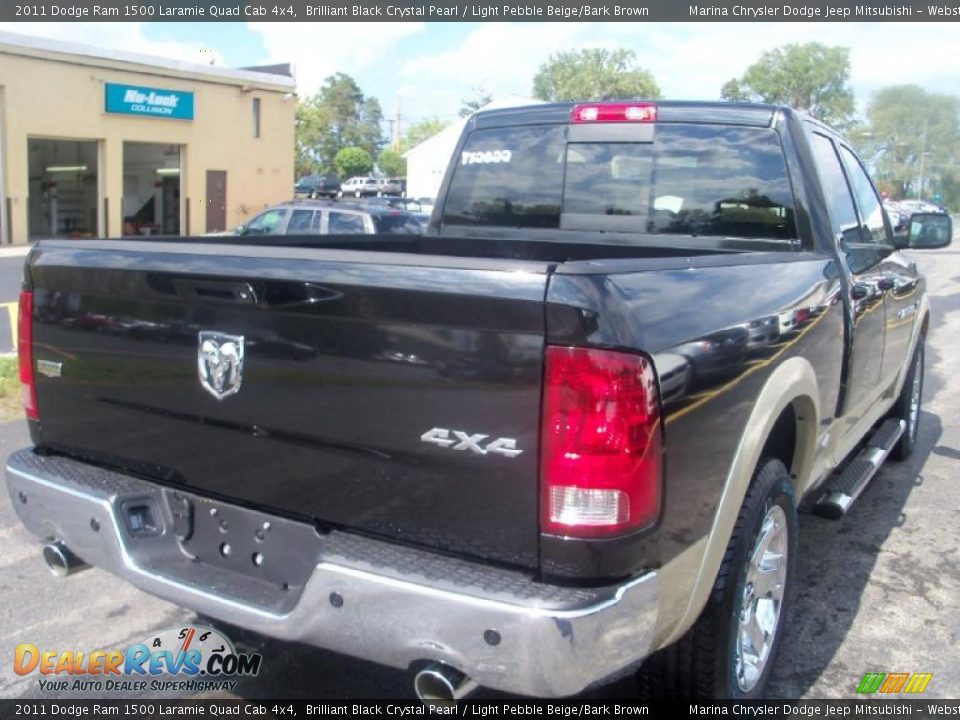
637 458 796 699
890 339 924 461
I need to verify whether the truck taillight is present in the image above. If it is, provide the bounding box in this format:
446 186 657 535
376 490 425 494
540 346 661 538
570 102 657 124
18 291 38 420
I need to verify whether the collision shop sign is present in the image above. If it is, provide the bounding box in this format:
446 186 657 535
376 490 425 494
105 83 194 120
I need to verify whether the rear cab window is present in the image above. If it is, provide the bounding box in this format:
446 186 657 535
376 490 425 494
441 121 798 245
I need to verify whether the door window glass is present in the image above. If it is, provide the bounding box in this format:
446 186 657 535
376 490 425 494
244 208 286 235
328 211 367 234
839 145 890 246
286 209 315 234
809 133 860 247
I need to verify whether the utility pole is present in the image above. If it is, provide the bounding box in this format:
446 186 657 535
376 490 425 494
395 96 402 150
917 120 928 201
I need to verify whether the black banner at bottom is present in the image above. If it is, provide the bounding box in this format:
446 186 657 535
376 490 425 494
2 700 960 720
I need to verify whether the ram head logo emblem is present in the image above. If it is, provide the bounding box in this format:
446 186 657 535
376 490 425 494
198 332 245 400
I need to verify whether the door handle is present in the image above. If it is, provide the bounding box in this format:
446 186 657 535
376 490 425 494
174 279 258 305
877 277 896 291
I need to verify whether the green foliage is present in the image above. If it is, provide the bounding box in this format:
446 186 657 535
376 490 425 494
400 118 450 152
295 73 383 176
864 85 960 206
720 42 854 127
377 147 406 177
334 147 374 179
0 357 22 421
532 49 661 103
459 86 493 118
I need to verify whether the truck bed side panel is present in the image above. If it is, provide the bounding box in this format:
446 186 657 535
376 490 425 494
545 255 844 572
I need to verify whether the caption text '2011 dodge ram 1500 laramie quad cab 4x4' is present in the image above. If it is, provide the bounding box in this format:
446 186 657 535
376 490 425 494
6 101 953 701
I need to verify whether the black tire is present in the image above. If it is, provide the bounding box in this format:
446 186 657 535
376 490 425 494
637 458 797 699
889 339 924 461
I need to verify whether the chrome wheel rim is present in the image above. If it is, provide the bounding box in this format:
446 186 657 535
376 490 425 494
735 504 788 693
908 348 922 441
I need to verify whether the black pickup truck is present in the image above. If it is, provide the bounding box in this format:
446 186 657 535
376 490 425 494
7 101 952 700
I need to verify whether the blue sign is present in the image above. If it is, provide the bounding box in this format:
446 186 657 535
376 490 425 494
105 83 194 120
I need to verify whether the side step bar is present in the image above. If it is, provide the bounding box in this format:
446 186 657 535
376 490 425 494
813 418 905 520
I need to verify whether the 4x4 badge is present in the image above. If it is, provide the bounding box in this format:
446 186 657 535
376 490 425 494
198 331 245 400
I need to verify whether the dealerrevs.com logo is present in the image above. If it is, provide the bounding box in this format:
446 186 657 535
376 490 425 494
14 625 262 693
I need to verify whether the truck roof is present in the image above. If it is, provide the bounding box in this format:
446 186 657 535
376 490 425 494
471 100 795 130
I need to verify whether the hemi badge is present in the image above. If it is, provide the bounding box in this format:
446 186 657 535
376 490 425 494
37 360 63 378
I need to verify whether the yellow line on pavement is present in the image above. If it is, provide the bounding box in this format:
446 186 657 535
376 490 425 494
2 301 17 349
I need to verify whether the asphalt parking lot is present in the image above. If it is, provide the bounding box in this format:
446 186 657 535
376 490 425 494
1 245 959 701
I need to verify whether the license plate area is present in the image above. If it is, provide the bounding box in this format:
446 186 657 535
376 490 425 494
166 489 322 593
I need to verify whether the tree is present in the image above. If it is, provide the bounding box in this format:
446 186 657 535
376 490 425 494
295 73 384 176
459 86 493 118
378 147 406 177
295 102 324 177
720 42 855 127
399 117 450 152
532 49 661 102
334 147 374 179
863 85 960 205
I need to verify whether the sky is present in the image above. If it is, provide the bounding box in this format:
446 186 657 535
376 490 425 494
1 21 957 136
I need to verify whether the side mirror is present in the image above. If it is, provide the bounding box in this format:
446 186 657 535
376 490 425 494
234 225 246 235
908 213 952 249
892 229 910 250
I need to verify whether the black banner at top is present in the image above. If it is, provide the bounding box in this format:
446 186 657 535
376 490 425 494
1 0 958 22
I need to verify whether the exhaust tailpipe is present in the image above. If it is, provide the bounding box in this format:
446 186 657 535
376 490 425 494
414 664 478 705
42 542 90 578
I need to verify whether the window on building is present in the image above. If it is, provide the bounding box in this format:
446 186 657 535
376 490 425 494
253 98 261 139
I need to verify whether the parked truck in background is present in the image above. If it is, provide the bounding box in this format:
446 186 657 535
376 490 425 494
6 101 952 700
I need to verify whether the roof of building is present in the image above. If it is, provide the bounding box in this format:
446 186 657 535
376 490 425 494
0 31 296 92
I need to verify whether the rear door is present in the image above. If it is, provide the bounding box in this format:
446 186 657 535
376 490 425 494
808 131 886 420
837 144 921 386
29 241 550 568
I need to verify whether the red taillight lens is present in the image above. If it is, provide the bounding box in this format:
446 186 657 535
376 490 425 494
18 291 38 420
540 346 661 538
571 102 657 124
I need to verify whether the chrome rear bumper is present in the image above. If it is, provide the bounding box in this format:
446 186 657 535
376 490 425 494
6 448 659 697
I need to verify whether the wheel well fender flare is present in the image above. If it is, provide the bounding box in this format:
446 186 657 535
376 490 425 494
660 356 820 647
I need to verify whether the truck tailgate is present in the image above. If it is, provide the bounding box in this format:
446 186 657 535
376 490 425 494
28 241 550 568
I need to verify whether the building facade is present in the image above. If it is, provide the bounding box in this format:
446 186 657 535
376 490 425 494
0 32 295 245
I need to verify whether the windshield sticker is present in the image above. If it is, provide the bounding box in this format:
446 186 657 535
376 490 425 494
461 149 512 166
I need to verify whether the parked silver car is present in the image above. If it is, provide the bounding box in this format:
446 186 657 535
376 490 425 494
339 177 380 198
375 178 403 197
235 201 421 236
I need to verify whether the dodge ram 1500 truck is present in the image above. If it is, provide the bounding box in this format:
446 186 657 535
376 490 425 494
7 101 953 701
